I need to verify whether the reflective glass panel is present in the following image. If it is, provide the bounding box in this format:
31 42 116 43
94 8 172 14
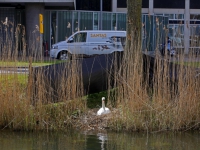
80 12 93 30
102 13 111 30
117 13 126 31
57 11 72 42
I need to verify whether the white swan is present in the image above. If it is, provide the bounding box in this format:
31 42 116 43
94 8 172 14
97 97 110 116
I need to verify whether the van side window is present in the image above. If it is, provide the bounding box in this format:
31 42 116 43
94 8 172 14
73 32 87 42
108 36 126 50
110 36 126 46
121 37 126 46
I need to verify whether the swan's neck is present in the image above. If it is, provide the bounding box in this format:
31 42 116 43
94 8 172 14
102 101 105 110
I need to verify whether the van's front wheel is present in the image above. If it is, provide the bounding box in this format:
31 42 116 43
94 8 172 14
58 51 71 60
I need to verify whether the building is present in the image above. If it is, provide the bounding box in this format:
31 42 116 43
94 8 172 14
0 0 200 55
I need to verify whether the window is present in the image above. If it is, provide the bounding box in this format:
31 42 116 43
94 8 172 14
117 0 126 8
154 0 185 8
117 0 148 8
102 13 112 30
190 0 200 9
80 12 93 30
110 36 126 45
73 32 87 42
76 0 111 11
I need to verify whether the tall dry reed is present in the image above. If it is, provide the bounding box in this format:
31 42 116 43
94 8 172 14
2 16 200 132
108 18 200 132
0 18 85 131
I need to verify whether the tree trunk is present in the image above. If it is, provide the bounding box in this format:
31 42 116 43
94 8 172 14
117 0 143 103
125 0 142 56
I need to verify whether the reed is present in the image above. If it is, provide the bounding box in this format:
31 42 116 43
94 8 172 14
0 18 85 131
108 18 200 132
1 16 200 132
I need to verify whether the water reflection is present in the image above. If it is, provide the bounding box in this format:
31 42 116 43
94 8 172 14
97 133 107 150
0 130 200 150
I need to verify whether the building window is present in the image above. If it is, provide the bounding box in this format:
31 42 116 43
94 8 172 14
165 14 184 20
142 0 149 8
117 0 126 8
154 0 185 9
190 0 200 9
190 14 200 48
80 12 93 30
76 0 111 11
102 13 112 30
117 0 149 8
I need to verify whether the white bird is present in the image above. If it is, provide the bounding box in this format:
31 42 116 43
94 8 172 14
97 97 110 116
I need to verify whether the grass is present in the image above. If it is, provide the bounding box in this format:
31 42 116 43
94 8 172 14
0 74 28 85
175 61 200 68
0 60 66 67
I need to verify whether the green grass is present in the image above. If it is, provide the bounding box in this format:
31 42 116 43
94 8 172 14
0 74 28 85
0 60 66 67
175 62 200 68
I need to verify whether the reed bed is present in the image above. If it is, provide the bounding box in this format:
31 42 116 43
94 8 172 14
108 23 200 132
0 19 85 131
109 53 200 132
1 17 200 132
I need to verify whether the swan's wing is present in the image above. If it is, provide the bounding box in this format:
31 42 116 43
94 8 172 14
97 108 103 115
105 108 111 113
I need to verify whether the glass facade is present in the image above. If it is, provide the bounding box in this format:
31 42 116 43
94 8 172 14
157 14 185 49
0 8 25 54
190 14 200 48
0 8 15 43
142 15 169 51
142 0 149 8
4 1 200 54
43 10 168 53
117 0 127 8
43 11 50 50
102 13 112 30
80 12 93 31
154 0 185 9
76 0 112 11
117 13 126 31
190 0 200 9
117 0 149 8
57 11 73 42
45 11 128 46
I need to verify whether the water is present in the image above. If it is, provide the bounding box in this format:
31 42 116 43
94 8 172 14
0 130 200 150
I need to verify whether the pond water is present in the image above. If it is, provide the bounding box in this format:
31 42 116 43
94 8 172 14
0 129 200 150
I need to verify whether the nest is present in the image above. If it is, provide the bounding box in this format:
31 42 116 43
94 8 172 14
71 108 120 131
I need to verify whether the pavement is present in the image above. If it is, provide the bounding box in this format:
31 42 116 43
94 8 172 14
0 56 54 74
0 68 29 74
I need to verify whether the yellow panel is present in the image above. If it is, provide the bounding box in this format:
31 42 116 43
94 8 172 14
39 14 43 34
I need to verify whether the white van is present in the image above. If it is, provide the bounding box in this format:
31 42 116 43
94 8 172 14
50 30 126 60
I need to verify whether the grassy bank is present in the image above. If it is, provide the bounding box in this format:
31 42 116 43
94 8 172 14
1 54 200 132
1 17 200 133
